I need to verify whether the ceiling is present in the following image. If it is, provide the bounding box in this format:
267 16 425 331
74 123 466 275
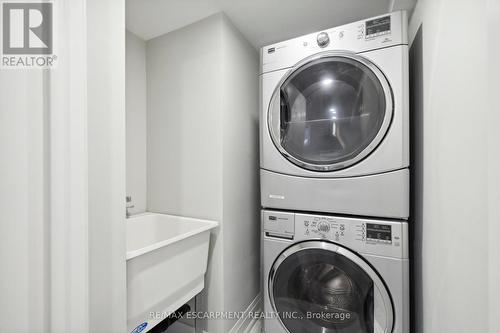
126 0 416 48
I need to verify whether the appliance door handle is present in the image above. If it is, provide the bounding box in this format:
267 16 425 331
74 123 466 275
279 90 290 143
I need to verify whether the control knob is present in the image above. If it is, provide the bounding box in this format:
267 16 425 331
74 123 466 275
317 32 330 48
318 222 330 233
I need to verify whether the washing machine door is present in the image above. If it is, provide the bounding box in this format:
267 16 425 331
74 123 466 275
269 241 393 333
268 51 393 172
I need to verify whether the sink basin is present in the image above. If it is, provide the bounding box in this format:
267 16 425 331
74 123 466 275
126 213 218 333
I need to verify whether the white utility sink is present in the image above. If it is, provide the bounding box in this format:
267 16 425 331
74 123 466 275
126 213 218 333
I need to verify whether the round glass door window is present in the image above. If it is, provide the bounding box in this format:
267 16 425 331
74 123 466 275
268 53 393 172
269 241 393 333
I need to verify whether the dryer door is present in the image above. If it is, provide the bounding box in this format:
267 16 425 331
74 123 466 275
269 241 393 333
268 51 393 172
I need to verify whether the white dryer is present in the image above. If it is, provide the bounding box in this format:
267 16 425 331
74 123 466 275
260 12 409 219
262 210 409 333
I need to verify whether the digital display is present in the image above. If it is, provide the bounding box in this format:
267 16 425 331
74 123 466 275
365 16 391 37
366 223 392 242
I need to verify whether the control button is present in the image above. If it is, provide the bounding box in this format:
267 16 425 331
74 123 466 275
318 222 330 233
316 32 330 47
304 221 310 227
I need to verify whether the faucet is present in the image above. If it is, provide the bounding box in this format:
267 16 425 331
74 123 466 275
126 196 135 218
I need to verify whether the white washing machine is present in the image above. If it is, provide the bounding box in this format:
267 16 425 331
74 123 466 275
262 210 409 333
260 12 409 219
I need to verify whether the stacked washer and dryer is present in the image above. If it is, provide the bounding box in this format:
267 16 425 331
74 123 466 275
259 11 410 333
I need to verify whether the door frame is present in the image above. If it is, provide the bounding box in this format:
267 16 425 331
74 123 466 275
49 0 126 331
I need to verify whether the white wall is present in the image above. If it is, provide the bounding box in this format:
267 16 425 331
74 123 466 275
0 72 49 333
147 14 224 221
409 1 500 332
126 30 148 214
486 2 500 329
220 16 260 332
147 14 225 333
146 13 259 333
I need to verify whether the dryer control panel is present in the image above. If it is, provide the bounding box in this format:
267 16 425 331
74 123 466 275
260 11 408 74
263 210 408 259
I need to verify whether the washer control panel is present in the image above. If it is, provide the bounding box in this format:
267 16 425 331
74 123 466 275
366 223 392 243
294 213 407 259
263 210 294 239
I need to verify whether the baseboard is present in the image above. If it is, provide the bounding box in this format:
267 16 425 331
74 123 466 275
228 294 262 333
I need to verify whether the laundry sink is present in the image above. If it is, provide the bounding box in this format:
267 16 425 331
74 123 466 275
126 213 218 333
